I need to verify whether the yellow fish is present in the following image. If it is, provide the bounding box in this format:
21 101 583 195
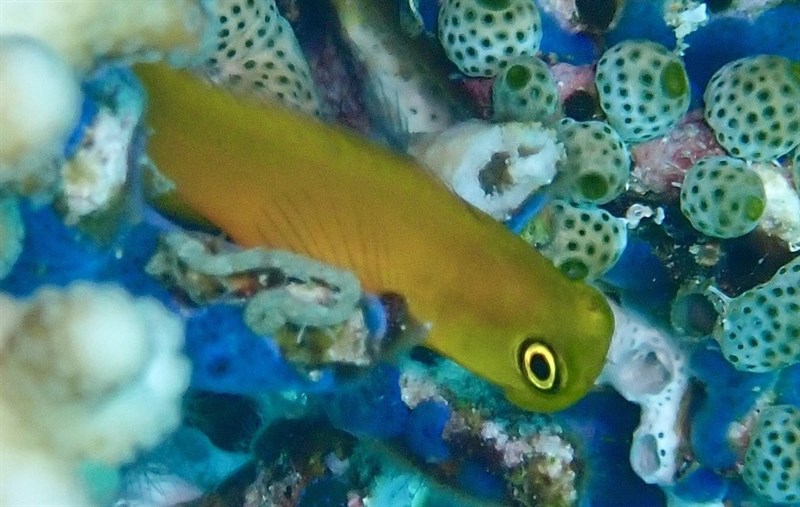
135 63 613 412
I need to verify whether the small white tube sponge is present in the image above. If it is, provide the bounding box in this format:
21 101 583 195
0 283 190 505
0 35 80 184
599 302 689 486
411 120 563 220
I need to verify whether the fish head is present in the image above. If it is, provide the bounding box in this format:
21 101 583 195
500 283 614 412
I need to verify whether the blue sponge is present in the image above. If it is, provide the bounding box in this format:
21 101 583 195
1 201 106 295
671 466 728 503
456 459 506 502
185 304 324 395
324 363 409 438
688 342 777 469
404 399 451 464
774 364 800 407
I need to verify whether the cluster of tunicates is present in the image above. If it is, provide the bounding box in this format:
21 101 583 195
704 55 800 161
438 0 542 77
205 0 321 115
521 200 627 280
492 55 558 122
716 255 800 371
742 405 800 504
595 40 690 143
679 156 766 238
552 119 631 205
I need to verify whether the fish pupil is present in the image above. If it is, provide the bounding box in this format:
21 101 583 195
529 353 550 380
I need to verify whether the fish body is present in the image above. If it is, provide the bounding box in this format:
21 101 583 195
135 63 613 412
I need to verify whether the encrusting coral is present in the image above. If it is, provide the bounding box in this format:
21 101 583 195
0 0 213 197
0 36 80 190
0 0 210 71
0 282 190 505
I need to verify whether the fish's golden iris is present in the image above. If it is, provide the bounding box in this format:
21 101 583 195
519 340 558 391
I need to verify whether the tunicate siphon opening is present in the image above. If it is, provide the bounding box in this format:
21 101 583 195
558 258 590 280
661 61 688 99
563 90 597 121
631 433 661 478
617 348 673 396
505 64 532 90
670 292 719 338
578 172 609 201
744 195 765 221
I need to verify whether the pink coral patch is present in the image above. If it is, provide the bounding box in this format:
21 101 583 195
459 77 495 120
631 110 726 196
550 62 597 103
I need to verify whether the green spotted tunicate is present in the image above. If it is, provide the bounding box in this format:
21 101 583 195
595 40 690 143
552 119 631 204
679 156 766 238
521 200 628 280
205 0 321 115
742 405 800 504
716 255 800 372
704 55 800 161
438 0 542 77
492 55 558 122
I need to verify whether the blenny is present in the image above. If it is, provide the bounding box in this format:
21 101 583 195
135 63 613 412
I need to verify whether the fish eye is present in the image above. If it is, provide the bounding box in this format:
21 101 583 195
518 339 559 392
